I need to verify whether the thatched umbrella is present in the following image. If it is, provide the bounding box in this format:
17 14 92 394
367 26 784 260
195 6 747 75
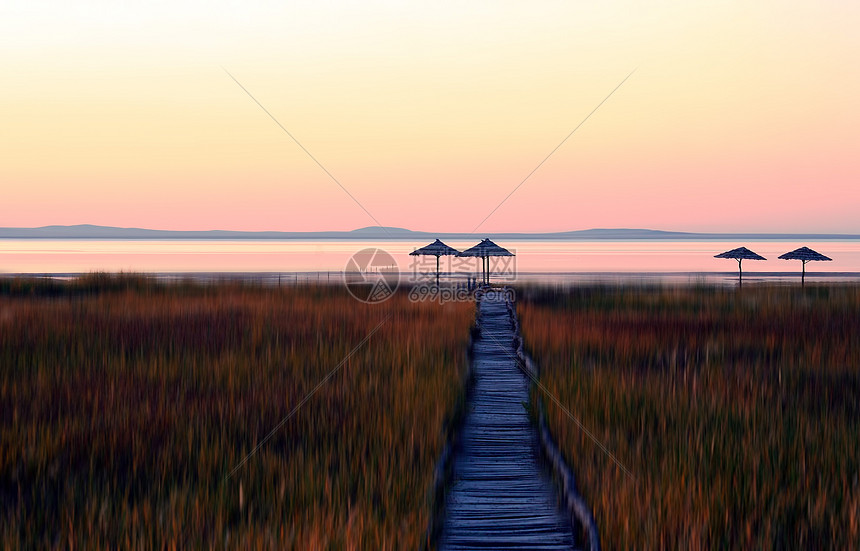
715 246 766 282
458 238 514 285
778 246 832 286
456 240 489 284
409 239 460 283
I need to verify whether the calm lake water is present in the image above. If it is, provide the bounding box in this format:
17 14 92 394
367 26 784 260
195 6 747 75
2 239 860 283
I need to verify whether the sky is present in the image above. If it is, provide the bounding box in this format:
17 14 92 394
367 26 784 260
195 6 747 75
2 1 858 234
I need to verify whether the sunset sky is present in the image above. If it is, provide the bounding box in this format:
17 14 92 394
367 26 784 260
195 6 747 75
2 1 858 233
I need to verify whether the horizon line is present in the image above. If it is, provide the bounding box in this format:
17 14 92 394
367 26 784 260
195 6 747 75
1 224 860 240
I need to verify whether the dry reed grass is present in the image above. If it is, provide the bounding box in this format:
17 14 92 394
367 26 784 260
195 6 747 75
519 284 860 549
0 275 473 548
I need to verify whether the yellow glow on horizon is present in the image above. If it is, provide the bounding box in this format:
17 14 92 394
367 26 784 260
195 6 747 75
2 1 859 233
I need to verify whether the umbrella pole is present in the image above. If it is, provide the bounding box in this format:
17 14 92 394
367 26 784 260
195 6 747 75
436 255 440 287
738 258 743 283
802 260 807 287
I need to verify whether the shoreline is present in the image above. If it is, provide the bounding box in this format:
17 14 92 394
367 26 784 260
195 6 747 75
3 271 860 286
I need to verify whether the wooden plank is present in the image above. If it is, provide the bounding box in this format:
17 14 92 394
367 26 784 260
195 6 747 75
439 292 580 550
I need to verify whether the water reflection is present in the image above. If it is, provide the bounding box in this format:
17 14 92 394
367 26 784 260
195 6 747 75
1 239 859 283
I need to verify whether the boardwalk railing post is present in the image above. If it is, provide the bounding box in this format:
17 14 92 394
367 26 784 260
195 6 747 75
435 288 592 550
510 289 602 551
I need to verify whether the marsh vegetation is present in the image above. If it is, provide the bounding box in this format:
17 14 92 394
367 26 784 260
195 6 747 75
1 275 473 548
520 284 860 549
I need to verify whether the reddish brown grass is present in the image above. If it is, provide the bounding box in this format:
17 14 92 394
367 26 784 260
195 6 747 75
0 276 473 548
520 284 860 549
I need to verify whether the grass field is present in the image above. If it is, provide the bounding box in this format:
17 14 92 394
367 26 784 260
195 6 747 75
0 275 473 548
520 284 860 549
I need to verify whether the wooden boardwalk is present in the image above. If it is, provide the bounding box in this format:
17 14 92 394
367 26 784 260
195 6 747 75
438 291 580 550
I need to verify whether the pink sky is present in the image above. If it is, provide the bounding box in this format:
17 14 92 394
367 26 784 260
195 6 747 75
2 1 858 234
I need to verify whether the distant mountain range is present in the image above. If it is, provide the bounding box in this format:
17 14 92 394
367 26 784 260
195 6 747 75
1 224 858 241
